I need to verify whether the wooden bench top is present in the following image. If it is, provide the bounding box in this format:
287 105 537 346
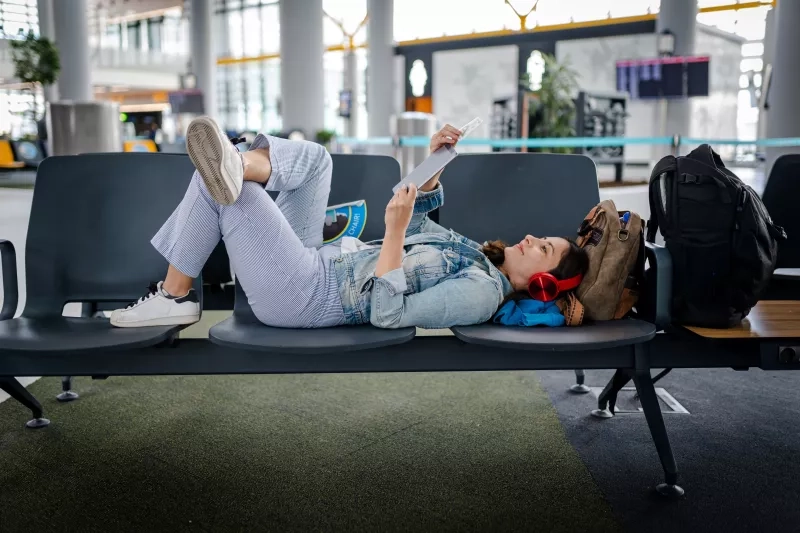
684 301 800 339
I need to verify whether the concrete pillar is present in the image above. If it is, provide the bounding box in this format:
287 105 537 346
52 0 94 102
656 0 696 139
52 0 92 101
765 1 800 171
757 7 777 140
279 0 324 135
343 50 358 137
37 0 58 102
367 0 394 138
189 0 217 119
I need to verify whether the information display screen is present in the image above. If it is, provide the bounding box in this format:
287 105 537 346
168 90 205 114
616 56 710 99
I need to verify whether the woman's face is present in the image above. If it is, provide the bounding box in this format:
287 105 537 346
501 235 570 291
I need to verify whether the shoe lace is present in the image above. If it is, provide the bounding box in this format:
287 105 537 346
126 282 160 309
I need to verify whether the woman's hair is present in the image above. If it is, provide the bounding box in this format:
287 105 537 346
482 238 590 301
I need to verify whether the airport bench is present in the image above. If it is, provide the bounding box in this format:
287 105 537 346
0 151 678 497
0 150 795 500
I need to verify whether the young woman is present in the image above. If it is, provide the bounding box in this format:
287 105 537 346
111 117 588 330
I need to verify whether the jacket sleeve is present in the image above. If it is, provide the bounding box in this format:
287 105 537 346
405 183 451 237
368 268 503 329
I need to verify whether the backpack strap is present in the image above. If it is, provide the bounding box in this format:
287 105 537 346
613 280 639 319
576 204 604 247
651 155 677 180
557 293 585 326
646 156 677 242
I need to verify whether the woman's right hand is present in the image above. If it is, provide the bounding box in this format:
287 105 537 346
384 183 417 237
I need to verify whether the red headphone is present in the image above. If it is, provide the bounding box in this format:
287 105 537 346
527 272 583 302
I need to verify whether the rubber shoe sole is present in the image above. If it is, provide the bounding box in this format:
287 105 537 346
186 117 242 206
110 313 200 328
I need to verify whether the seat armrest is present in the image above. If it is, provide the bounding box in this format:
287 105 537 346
641 241 672 329
0 239 18 320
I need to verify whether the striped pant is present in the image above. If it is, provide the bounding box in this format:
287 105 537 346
151 134 347 328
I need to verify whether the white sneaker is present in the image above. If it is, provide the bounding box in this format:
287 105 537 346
110 281 200 328
186 116 244 206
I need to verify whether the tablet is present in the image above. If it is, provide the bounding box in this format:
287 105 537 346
392 144 458 193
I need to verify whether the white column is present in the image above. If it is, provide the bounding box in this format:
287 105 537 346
189 0 217 119
343 50 359 136
36 0 58 102
757 7 776 141
279 0 325 135
656 0 697 139
366 0 394 138
52 0 93 101
766 1 800 171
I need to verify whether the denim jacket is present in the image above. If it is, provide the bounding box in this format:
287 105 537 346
330 184 515 329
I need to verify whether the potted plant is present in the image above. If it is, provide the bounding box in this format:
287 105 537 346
519 53 578 153
315 129 337 149
9 30 60 131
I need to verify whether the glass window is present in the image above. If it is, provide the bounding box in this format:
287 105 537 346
739 74 749 89
393 0 659 40
741 42 764 58
242 5 264 55
1 0 37 38
697 6 769 41
740 58 763 73
356 47 367 138
323 0 367 46
244 62 264 131
227 9 244 58
263 60 281 132
261 3 279 55
161 11 187 56
697 0 732 7
104 23 121 49
324 50 344 133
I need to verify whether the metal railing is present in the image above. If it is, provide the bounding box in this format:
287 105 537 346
335 135 800 152
0 39 189 75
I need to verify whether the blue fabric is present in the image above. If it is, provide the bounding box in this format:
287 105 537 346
492 299 565 327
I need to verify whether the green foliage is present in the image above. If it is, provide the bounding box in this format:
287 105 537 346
9 30 60 86
520 53 579 153
315 129 337 145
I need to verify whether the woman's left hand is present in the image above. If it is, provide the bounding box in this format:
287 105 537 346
420 124 462 193
430 124 462 154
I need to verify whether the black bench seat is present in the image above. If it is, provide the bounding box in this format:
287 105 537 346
209 314 416 355
452 319 656 352
0 316 182 353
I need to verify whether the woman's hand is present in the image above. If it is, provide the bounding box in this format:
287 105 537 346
430 124 462 154
421 124 462 192
384 183 417 238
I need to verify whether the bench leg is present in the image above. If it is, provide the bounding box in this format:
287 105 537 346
56 376 79 402
0 377 50 429
592 369 631 418
632 368 672 401
633 345 684 498
569 369 591 394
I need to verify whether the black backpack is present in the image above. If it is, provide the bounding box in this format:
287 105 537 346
646 144 787 328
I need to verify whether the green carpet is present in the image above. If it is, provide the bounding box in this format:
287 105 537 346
0 373 619 532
